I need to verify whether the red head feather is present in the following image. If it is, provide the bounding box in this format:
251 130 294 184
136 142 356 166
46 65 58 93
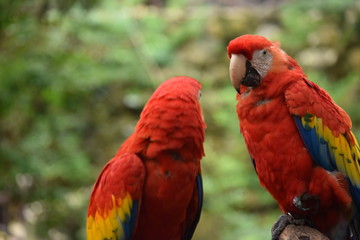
227 34 273 59
120 76 206 160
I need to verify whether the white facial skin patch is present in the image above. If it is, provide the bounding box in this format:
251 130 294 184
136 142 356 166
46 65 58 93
251 48 273 78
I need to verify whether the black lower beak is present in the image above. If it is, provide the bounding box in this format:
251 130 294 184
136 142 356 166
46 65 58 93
242 61 261 87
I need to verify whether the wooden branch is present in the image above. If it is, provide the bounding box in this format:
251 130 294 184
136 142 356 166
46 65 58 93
279 224 330 240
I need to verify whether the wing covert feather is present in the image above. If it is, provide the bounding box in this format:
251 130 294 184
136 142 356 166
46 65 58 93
286 79 360 206
87 153 145 240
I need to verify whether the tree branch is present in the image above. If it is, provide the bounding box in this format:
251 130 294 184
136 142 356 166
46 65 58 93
279 224 330 240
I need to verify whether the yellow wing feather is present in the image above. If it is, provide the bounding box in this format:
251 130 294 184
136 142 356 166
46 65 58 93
300 114 360 187
87 193 135 240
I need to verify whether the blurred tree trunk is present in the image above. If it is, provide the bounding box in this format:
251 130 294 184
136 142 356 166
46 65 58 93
0 192 9 233
145 0 166 7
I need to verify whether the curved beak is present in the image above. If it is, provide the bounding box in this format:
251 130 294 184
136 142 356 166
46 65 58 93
229 54 247 94
229 53 261 94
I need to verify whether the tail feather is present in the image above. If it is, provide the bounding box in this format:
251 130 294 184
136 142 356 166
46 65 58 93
349 218 360 240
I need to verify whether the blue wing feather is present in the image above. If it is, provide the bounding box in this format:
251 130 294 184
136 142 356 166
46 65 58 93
183 173 203 240
293 115 360 208
121 200 140 240
293 116 336 171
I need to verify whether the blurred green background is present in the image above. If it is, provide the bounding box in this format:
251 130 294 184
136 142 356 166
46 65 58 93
1 0 360 239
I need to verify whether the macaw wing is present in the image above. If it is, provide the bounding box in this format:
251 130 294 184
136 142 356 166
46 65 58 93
87 153 145 240
183 173 203 240
242 130 258 174
285 78 360 206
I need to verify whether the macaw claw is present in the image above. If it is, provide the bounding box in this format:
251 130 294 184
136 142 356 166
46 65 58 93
271 213 313 240
293 192 319 212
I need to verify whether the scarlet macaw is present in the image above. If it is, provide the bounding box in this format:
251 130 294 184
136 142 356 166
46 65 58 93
227 34 360 240
86 76 206 240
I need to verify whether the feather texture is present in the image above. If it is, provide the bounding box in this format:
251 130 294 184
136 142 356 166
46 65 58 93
87 153 144 240
228 34 358 240
291 113 360 208
87 77 206 240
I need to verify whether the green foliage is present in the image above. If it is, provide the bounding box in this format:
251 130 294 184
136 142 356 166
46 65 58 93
1 0 360 239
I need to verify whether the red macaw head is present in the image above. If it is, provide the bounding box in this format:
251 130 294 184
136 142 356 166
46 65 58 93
227 34 297 94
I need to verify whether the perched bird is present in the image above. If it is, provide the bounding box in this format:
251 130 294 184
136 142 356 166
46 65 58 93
227 34 360 240
86 76 206 240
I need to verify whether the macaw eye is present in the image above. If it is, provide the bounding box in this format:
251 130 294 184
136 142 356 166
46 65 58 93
198 90 202 99
262 50 268 56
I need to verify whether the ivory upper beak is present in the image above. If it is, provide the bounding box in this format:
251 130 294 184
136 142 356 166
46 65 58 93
229 54 247 94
